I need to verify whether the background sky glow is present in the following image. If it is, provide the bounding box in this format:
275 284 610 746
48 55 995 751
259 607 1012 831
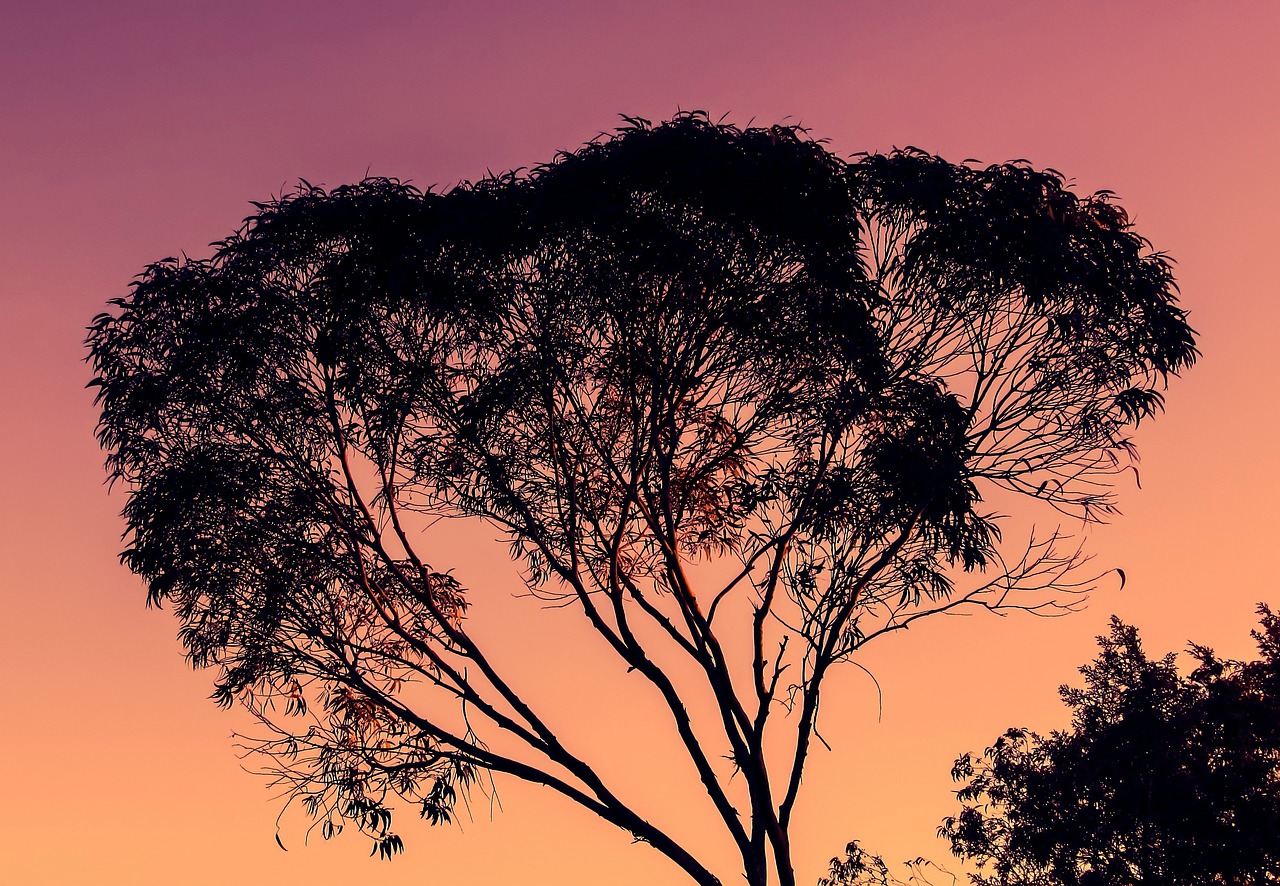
2 2 1277 883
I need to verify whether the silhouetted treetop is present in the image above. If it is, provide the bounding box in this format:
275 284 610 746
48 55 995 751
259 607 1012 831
88 112 1196 886
944 607 1280 885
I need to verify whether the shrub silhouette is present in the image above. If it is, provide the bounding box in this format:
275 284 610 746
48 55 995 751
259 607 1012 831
944 608 1280 885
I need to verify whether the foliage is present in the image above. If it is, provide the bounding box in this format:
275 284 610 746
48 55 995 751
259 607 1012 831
943 607 1280 885
819 840 954 886
88 112 1196 886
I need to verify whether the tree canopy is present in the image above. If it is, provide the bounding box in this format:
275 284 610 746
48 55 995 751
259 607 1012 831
88 112 1196 886
943 608 1280 885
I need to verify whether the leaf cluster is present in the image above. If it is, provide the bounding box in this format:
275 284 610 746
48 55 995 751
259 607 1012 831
942 607 1280 885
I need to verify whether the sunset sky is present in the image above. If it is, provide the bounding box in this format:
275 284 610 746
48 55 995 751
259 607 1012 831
3 1 1278 883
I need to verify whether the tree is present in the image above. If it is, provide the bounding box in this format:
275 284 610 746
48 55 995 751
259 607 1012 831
942 608 1280 885
87 113 1196 886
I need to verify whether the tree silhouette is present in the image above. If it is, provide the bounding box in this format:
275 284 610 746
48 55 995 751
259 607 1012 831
943 608 1280 885
87 113 1196 886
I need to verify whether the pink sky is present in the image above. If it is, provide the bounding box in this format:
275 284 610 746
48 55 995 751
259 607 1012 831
2 2 1278 883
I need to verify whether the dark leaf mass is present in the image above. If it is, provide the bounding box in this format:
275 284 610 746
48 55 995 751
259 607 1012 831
942 607 1280 886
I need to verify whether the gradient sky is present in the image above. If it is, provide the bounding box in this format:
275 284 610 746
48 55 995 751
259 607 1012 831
3 1 1278 883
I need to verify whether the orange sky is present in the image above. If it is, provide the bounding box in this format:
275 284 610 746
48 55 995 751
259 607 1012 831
2 2 1278 883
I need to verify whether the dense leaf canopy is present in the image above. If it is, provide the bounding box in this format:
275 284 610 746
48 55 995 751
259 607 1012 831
88 113 1196 885
944 609 1280 885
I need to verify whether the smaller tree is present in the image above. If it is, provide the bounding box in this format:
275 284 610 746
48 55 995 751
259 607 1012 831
942 607 1280 885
